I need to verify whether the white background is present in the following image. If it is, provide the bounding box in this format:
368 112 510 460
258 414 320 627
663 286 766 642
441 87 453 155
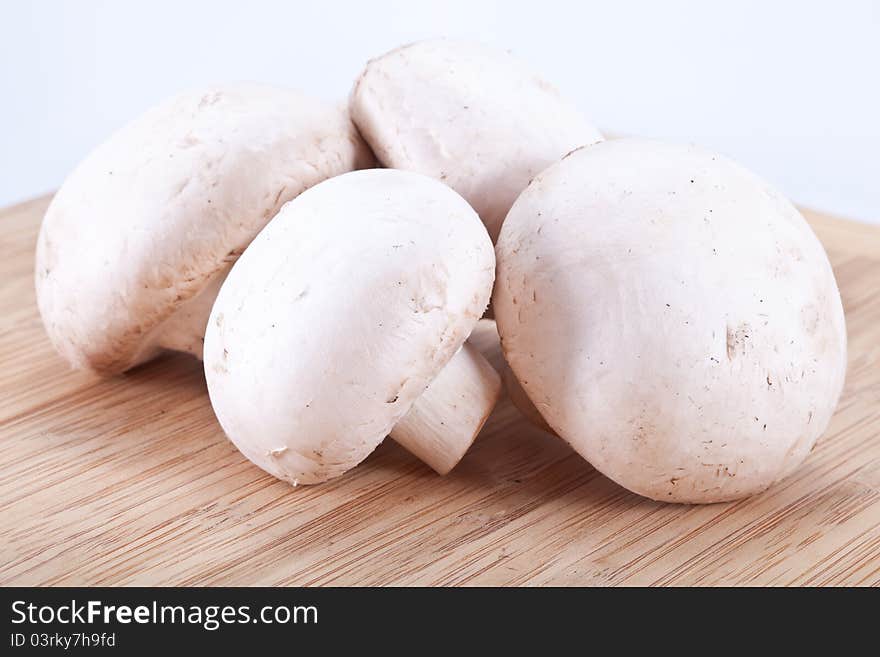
2 0 879 223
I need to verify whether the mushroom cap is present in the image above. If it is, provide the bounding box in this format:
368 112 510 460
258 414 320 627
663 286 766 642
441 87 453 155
502 363 556 436
494 139 847 503
204 169 495 484
36 84 373 373
350 38 603 242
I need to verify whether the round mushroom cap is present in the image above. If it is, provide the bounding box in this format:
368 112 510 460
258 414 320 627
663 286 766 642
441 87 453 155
494 139 847 503
36 84 373 374
204 169 495 484
350 38 603 242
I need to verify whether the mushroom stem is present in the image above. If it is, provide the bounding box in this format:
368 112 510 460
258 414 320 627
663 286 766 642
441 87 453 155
389 342 502 474
152 267 231 360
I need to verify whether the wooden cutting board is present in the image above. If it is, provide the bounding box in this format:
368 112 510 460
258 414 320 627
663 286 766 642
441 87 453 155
1 195 878 586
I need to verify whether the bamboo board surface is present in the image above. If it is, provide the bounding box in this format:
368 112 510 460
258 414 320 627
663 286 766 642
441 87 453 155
1 195 878 586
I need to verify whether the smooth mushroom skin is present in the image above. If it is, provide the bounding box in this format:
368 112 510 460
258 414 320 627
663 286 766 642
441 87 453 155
502 363 556 435
204 169 497 485
350 38 603 242
36 84 373 374
494 139 847 503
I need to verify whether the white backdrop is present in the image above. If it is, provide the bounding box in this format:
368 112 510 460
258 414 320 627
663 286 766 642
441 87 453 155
2 0 879 223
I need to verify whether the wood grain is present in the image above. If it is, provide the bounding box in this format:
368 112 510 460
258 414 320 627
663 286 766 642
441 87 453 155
1 195 878 586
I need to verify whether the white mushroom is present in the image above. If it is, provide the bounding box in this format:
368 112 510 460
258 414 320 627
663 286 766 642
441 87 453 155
204 169 500 483
494 138 847 503
36 84 373 374
350 38 603 242
502 363 555 435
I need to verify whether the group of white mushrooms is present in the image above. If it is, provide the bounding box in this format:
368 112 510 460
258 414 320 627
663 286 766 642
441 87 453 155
36 39 847 503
